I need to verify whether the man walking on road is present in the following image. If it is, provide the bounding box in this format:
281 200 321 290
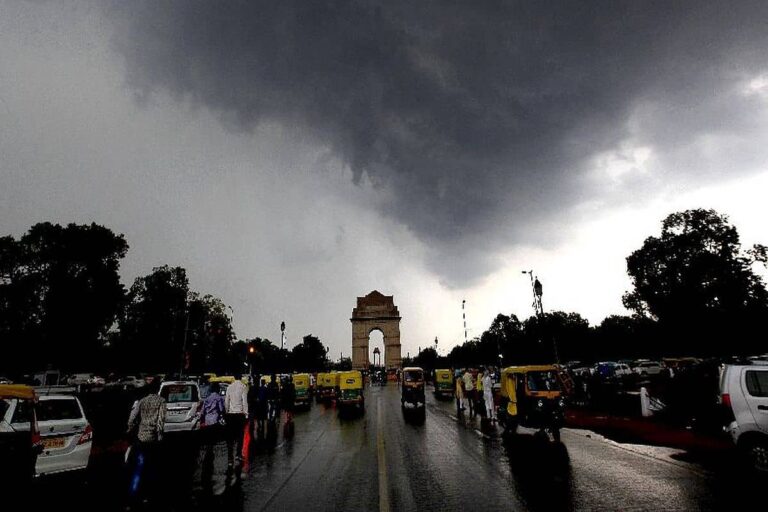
126 376 165 507
482 369 495 422
224 372 248 466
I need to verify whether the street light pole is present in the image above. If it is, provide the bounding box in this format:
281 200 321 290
521 270 558 363
462 299 468 345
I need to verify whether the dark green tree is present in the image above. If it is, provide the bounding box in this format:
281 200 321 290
0 222 128 373
521 311 591 364
291 334 329 372
623 209 768 356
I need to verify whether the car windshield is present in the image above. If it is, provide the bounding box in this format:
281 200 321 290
404 371 423 382
38 398 82 421
526 371 560 392
161 384 199 403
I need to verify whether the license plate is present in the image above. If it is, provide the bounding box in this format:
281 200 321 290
43 437 66 449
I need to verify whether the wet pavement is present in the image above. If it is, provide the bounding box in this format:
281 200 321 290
32 384 764 511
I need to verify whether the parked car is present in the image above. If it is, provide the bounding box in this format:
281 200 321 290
595 362 632 379
66 373 93 387
159 381 202 432
120 375 146 389
634 361 663 376
0 384 42 486
720 364 768 473
33 393 92 476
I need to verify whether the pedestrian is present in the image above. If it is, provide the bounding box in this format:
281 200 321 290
462 369 475 416
455 372 465 414
267 374 280 423
126 376 165 507
476 369 485 416
199 375 211 399
201 382 225 433
281 375 296 437
482 369 495 422
247 375 260 438
256 378 269 437
224 372 248 466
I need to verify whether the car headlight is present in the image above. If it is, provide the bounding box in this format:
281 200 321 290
537 399 544 409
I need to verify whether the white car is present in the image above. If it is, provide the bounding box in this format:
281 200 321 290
634 361 663 376
721 365 768 472
159 381 202 432
15 394 92 476
66 373 93 386
120 376 146 389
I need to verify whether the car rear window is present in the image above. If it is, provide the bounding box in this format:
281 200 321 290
11 400 34 424
0 400 9 419
746 370 768 398
161 384 199 403
37 398 83 421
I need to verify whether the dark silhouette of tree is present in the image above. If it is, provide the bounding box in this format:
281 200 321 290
522 311 591 364
623 209 768 356
0 222 128 374
291 334 329 372
117 265 188 372
412 346 438 372
592 315 658 361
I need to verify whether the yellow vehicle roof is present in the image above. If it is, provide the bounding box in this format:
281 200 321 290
209 375 235 383
293 373 310 385
339 371 362 388
0 384 36 400
403 367 424 373
502 365 559 375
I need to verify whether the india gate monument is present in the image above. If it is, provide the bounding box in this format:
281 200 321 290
351 291 402 370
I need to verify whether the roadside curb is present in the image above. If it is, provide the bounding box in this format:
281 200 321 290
563 427 712 477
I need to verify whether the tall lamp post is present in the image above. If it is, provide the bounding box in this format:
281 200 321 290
522 270 558 363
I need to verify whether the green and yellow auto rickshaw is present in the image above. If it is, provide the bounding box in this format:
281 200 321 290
318 372 339 403
497 365 566 441
293 373 311 409
401 367 426 410
337 371 365 412
433 369 453 398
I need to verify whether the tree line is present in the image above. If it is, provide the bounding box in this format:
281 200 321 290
2 208 766 377
409 209 768 369
0 222 331 377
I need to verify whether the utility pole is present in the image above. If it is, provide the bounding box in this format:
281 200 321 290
280 321 286 350
462 299 468 345
522 270 558 363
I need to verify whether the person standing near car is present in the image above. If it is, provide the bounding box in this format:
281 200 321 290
126 376 165 507
224 372 248 466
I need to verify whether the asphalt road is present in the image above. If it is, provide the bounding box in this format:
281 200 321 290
32 384 762 511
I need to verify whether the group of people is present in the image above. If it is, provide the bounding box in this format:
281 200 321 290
124 372 296 509
454 368 497 422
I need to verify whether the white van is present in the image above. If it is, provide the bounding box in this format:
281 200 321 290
720 365 768 472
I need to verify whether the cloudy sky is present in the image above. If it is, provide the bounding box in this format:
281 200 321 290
2 1 768 359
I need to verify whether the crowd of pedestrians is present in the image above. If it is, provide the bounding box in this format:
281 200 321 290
122 373 296 509
454 367 498 422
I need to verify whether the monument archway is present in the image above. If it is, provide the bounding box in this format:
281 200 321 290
351 291 402 370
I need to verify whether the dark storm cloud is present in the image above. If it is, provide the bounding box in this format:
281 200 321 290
105 1 768 284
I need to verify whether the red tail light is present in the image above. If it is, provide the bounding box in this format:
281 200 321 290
721 393 735 423
31 429 42 448
722 393 731 409
77 424 93 445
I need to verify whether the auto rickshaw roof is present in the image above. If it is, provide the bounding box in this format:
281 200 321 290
338 370 362 378
403 367 424 372
0 384 36 400
501 365 559 375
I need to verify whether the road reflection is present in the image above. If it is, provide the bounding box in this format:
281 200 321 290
502 431 573 511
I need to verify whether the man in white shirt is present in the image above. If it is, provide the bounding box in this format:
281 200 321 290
224 372 249 465
482 369 495 421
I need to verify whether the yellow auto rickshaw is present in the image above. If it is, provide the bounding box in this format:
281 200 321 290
433 369 453 398
498 365 566 441
318 372 339 403
337 371 364 411
293 373 312 409
401 367 426 410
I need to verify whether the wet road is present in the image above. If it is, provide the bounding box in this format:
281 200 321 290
189 385 734 511
35 384 761 511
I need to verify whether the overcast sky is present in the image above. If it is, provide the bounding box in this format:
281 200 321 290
2 1 768 360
